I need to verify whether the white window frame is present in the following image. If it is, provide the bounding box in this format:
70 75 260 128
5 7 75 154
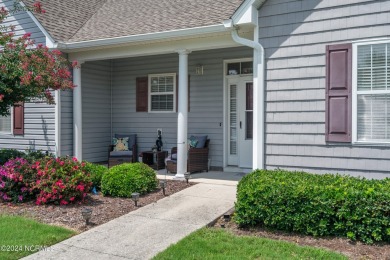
352 39 390 145
148 73 176 113
0 109 13 135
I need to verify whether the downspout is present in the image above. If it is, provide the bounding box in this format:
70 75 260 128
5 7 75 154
225 19 265 170
110 60 113 139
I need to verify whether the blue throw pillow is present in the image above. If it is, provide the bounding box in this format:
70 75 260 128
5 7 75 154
191 135 207 148
188 137 198 148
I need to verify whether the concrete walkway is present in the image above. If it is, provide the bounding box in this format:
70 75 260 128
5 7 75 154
24 179 237 260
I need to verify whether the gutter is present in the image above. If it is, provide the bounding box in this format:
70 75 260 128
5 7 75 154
57 24 229 50
224 18 265 170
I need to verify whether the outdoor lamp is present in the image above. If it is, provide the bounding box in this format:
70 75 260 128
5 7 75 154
184 172 191 184
131 192 140 207
160 180 167 196
195 64 203 75
81 208 93 225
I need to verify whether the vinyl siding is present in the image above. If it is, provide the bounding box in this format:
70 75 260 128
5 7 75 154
1 0 46 45
0 0 53 152
0 101 56 152
60 90 73 156
82 61 111 162
108 47 252 167
260 0 390 178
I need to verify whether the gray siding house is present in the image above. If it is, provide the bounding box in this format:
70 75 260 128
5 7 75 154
1 0 389 179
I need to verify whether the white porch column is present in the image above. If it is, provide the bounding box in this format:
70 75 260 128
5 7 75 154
175 49 191 178
73 61 84 161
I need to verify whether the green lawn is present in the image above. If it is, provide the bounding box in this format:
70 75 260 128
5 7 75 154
153 228 347 260
0 215 76 260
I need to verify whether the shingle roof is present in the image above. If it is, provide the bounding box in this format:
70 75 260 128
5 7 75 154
23 0 107 42
23 0 244 43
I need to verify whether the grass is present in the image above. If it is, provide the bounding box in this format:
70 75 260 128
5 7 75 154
0 215 76 260
153 228 347 260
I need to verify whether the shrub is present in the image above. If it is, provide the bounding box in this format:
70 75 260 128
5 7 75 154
0 158 37 203
235 169 390 244
82 162 108 190
0 149 24 165
23 149 53 163
33 157 92 205
101 163 158 197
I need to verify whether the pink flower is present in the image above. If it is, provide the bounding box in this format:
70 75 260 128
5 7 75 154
2 194 10 201
60 200 68 205
72 157 78 162
33 2 46 14
76 184 85 192
18 195 23 202
22 32 31 39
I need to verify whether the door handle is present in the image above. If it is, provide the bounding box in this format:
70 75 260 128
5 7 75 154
240 121 242 129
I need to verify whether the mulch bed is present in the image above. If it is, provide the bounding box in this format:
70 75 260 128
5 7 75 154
214 217 390 260
0 180 194 233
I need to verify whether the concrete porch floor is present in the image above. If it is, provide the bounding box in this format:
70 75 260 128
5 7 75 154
99 161 249 185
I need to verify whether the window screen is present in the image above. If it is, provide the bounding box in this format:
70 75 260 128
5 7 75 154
357 43 390 142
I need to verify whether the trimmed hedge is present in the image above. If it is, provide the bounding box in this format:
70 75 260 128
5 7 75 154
0 149 51 165
82 162 108 190
101 163 158 197
0 149 24 165
235 169 390 244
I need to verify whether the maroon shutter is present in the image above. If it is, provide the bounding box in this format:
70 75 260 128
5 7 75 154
325 43 352 142
136 77 148 112
176 75 190 112
13 102 24 135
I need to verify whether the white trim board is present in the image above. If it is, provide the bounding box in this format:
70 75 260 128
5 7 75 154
67 33 250 62
352 38 390 146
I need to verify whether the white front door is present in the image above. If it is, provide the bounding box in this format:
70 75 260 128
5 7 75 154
227 77 253 168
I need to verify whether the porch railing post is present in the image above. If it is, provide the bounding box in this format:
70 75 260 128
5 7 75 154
73 61 84 161
175 50 191 178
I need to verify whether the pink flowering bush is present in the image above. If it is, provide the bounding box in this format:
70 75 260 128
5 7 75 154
0 1 75 116
33 157 92 205
0 156 92 205
0 158 36 203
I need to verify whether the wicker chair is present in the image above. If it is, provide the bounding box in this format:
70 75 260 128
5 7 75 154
108 134 138 168
166 139 210 173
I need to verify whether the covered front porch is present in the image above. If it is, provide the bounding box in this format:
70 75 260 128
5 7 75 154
63 29 264 176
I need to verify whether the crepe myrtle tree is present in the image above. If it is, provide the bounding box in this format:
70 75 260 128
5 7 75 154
0 1 76 116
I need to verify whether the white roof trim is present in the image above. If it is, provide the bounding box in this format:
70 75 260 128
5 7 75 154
231 0 267 25
58 24 229 50
19 1 57 45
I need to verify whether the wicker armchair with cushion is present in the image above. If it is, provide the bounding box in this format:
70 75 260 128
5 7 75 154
166 136 210 174
108 134 137 167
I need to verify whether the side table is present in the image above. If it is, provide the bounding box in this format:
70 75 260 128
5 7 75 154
142 151 168 170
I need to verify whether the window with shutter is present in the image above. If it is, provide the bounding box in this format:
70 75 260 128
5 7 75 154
13 102 24 135
354 41 390 143
325 43 352 142
148 73 176 112
0 115 11 133
136 77 148 112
